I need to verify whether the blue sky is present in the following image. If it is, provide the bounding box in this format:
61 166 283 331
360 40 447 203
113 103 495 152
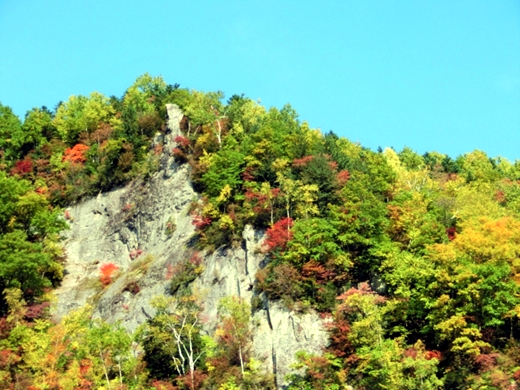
1 1 519 160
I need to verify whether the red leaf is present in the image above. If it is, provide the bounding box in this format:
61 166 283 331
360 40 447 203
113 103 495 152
263 217 294 253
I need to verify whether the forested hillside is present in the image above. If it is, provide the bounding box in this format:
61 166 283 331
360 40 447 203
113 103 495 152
1 74 520 389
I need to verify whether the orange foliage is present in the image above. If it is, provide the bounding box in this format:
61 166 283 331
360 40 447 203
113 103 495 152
337 170 350 186
63 144 90 164
453 217 520 263
99 262 119 286
425 350 442 361
301 260 335 284
292 155 314 168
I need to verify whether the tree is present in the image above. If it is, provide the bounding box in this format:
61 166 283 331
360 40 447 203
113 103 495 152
21 107 56 151
137 294 207 390
286 351 347 390
0 231 56 309
292 154 341 212
121 74 167 149
398 147 424 171
244 182 282 226
275 170 311 222
0 103 23 162
336 284 443 389
87 320 135 389
1 304 146 389
457 150 501 184
263 217 294 253
181 90 224 141
214 296 252 377
284 218 351 268
0 172 65 313
199 149 244 198
54 92 120 145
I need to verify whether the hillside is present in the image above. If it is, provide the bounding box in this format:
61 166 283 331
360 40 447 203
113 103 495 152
1 74 520 389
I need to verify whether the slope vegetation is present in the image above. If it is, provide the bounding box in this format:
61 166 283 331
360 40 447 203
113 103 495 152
1 74 520 388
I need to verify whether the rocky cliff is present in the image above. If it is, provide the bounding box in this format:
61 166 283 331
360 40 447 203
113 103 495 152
53 104 328 387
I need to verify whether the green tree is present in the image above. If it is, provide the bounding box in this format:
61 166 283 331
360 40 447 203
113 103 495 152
398 147 424 171
21 107 56 151
337 284 442 389
215 296 251 377
0 103 24 162
54 92 120 145
87 320 136 389
136 294 207 390
456 150 501 184
199 149 245 198
181 90 224 141
0 172 65 313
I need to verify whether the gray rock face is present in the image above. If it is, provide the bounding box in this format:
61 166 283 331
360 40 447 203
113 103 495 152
54 104 196 326
53 104 328 388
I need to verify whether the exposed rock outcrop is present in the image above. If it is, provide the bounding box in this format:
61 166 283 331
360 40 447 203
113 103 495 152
53 104 328 387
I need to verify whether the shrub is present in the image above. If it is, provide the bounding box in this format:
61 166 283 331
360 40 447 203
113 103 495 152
165 216 176 236
170 252 205 294
123 280 140 295
150 380 176 390
129 248 144 260
174 135 191 148
256 263 302 303
10 159 33 176
99 262 119 286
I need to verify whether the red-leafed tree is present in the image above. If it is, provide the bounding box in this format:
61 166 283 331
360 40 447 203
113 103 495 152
245 186 281 225
10 159 33 176
263 217 293 253
292 155 314 169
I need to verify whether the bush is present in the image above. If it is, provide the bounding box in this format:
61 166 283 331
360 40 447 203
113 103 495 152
170 252 205 295
99 262 119 286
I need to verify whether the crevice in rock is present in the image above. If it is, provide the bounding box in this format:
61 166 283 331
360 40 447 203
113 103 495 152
271 342 277 384
289 315 297 341
242 239 249 276
265 297 273 330
141 307 152 319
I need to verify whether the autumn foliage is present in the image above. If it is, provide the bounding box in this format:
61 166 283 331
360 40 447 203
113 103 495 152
4 75 520 389
192 212 212 230
263 217 294 253
63 143 90 164
99 262 119 286
10 159 33 176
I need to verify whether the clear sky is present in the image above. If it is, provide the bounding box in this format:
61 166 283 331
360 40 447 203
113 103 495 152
1 1 519 160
